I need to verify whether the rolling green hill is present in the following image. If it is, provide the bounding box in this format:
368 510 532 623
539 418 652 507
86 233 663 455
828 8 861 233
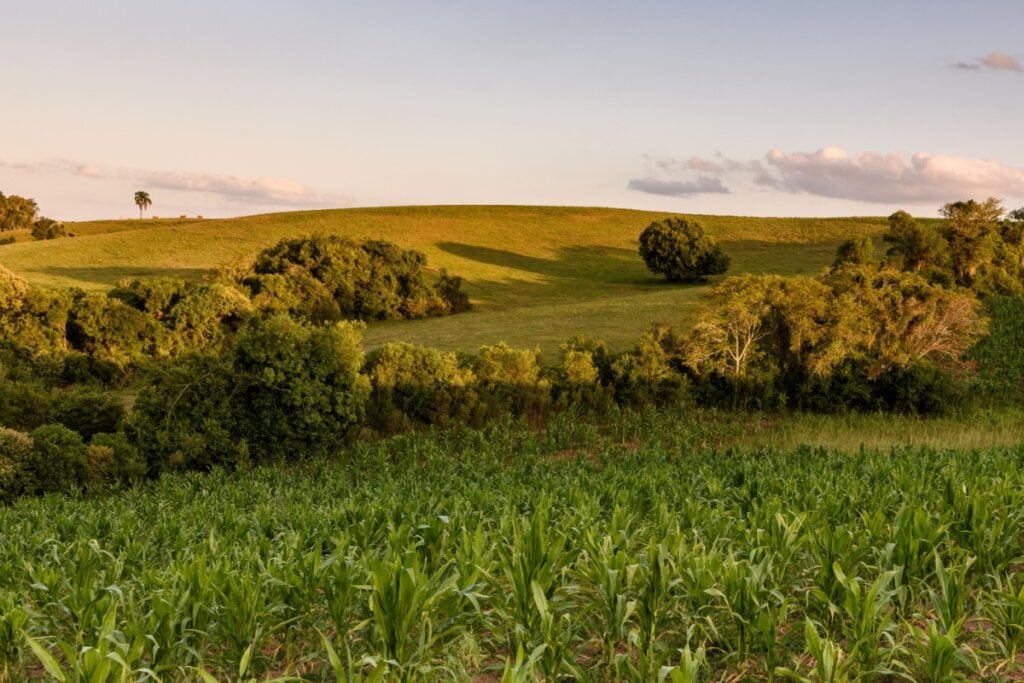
0 206 890 356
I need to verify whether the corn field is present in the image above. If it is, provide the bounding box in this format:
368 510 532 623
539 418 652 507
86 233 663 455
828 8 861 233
2 413 1024 681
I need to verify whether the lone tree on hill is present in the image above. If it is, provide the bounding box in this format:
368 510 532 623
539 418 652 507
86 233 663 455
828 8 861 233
134 191 152 219
638 217 730 283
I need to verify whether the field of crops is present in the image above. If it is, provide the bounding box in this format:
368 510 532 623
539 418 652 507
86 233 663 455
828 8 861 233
2 411 1024 681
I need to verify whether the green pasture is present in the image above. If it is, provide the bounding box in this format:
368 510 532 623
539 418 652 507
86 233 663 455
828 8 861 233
0 206 890 355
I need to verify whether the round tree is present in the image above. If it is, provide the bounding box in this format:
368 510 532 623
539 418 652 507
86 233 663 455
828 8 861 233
638 218 730 283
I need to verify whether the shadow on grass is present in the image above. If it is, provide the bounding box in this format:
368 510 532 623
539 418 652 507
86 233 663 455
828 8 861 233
438 242 651 285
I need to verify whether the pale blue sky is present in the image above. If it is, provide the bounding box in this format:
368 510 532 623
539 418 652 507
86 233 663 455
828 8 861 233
2 0 1023 219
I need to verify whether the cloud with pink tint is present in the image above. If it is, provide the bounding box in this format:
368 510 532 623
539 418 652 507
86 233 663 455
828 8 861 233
132 169 350 207
951 51 1022 73
0 159 109 179
764 147 1024 203
0 157 350 208
982 52 1022 71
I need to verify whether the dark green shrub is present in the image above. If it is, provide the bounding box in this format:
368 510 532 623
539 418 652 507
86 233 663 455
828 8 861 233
51 388 126 439
970 296 1024 404
87 432 145 483
0 428 31 502
231 315 370 463
611 330 690 406
127 354 243 474
434 269 471 314
23 424 87 495
874 361 963 415
833 236 875 268
638 218 730 283
364 343 476 432
242 234 470 322
30 218 66 241
0 380 53 431
67 295 165 367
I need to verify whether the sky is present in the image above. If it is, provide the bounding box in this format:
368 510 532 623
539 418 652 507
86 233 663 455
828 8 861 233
2 0 1023 221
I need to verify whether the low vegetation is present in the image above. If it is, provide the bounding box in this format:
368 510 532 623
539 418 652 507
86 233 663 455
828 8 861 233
2 413 1024 680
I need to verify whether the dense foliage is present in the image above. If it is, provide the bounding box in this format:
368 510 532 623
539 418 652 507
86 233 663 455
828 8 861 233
638 217 730 283
2 415 1024 680
241 234 471 322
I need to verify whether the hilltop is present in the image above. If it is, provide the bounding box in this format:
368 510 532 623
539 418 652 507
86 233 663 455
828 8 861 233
0 205 889 355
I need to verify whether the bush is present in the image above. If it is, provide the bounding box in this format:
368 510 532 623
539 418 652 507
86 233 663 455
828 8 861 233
242 235 470 322
23 424 87 496
0 428 32 502
638 218 730 283
127 355 243 474
67 295 164 367
472 343 551 422
51 388 126 439
552 338 615 413
30 218 66 241
833 236 875 268
0 380 53 431
87 432 145 483
610 329 690 406
364 343 476 432
231 316 370 463
970 295 1024 404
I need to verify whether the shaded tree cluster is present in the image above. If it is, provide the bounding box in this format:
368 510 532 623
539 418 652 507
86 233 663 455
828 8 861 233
638 217 730 283
240 235 471 322
0 236 472 374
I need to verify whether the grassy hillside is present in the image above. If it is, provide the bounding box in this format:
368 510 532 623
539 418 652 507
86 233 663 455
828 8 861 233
0 206 890 356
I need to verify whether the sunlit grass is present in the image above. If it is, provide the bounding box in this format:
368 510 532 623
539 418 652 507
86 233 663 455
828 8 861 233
0 206 891 354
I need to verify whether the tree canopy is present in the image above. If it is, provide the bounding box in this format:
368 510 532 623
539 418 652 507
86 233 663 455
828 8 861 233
638 217 730 283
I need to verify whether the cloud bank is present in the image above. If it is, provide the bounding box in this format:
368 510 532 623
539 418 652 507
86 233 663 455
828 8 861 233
0 158 349 208
764 148 1024 203
630 148 1024 205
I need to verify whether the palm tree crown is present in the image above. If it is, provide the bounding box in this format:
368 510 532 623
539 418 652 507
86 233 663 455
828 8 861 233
134 191 152 219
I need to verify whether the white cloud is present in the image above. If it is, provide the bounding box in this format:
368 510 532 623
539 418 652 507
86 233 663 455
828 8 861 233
627 176 730 197
763 147 1024 203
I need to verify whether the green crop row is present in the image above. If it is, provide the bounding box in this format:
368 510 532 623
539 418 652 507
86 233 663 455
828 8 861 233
1 413 1023 681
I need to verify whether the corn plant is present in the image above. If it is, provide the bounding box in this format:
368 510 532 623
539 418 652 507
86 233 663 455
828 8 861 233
828 563 899 678
984 573 1024 666
363 551 463 679
775 620 851 683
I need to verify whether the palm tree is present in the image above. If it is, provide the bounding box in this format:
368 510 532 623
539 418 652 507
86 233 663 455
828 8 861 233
134 191 152 219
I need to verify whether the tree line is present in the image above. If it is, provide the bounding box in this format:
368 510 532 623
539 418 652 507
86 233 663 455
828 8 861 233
1 201 1023 501
0 192 66 242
